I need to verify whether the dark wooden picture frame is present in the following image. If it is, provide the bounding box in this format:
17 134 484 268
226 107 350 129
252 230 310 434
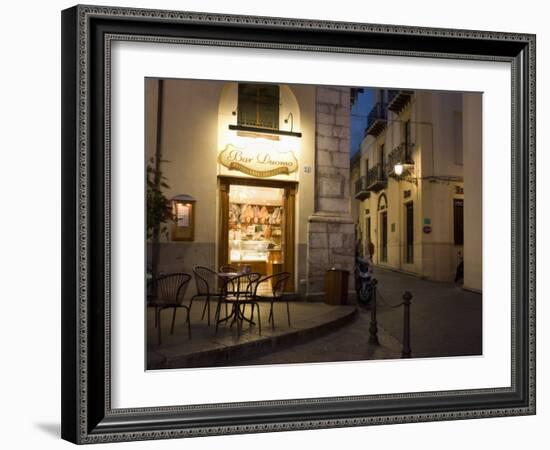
61 5 536 444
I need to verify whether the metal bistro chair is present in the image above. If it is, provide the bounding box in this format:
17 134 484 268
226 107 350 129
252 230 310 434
192 266 225 326
220 264 251 297
215 272 262 335
256 272 291 330
147 273 193 344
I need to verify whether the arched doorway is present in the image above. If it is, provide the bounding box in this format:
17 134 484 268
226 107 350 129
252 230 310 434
377 193 388 263
216 83 302 292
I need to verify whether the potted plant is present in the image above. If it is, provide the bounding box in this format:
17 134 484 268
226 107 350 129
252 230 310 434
146 156 171 283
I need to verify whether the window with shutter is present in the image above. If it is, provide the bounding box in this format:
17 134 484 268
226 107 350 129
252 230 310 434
237 83 280 130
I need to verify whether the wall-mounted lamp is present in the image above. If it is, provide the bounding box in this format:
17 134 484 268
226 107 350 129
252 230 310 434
391 163 417 185
389 142 415 181
284 112 294 133
229 109 301 138
394 163 404 176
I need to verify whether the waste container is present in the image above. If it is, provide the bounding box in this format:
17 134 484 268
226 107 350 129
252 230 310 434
324 268 350 305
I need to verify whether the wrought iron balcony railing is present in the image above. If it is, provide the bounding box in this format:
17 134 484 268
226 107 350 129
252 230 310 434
387 90 414 113
366 163 388 192
354 176 370 200
387 142 415 175
364 102 388 137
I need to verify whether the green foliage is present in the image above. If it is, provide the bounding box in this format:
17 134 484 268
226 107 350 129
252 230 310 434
146 157 171 240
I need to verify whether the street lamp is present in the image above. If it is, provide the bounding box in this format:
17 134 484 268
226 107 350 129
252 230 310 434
391 162 417 185
394 163 404 176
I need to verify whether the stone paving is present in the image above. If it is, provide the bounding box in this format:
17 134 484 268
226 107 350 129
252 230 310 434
147 300 359 370
229 305 401 366
231 267 482 366
372 267 482 358
147 267 482 369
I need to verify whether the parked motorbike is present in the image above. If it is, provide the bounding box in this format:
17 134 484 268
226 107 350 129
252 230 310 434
354 255 374 306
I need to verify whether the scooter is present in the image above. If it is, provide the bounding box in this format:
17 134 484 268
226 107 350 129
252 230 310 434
354 255 374 306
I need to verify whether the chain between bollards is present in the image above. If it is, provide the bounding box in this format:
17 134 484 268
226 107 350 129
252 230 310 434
368 282 413 358
401 291 412 358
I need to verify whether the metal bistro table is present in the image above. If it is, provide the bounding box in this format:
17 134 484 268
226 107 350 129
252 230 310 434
215 271 261 334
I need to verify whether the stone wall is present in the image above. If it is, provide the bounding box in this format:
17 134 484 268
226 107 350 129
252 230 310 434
314 87 352 213
307 217 355 294
306 87 355 296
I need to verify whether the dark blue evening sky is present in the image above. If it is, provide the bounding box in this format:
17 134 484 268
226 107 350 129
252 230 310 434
350 88 376 157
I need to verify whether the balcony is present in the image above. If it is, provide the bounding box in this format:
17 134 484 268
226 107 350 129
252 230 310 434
366 163 388 192
387 142 415 176
387 90 413 113
354 176 370 200
364 102 387 137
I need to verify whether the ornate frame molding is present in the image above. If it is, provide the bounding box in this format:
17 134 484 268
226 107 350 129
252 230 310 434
61 5 535 444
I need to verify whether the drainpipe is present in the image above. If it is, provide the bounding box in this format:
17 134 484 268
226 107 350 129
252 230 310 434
151 79 164 281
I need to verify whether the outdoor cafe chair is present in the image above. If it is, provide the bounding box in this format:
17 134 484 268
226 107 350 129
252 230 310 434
255 272 291 330
192 266 225 326
147 272 192 344
215 272 262 335
219 264 251 295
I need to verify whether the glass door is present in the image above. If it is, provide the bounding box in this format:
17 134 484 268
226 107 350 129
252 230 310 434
218 177 296 292
227 185 284 279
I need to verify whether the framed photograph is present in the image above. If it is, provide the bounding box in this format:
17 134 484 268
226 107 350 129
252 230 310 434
61 4 536 444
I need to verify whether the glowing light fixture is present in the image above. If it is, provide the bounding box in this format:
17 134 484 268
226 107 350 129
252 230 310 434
394 163 404 176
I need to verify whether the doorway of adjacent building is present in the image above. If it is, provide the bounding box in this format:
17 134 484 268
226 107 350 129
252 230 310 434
218 177 296 292
453 198 464 245
365 216 371 256
380 211 388 262
405 201 414 264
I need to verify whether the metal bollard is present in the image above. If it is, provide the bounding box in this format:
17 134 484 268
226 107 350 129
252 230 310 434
401 291 412 358
368 279 379 345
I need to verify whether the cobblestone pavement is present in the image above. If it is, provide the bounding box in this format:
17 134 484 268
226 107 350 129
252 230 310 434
232 267 481 365
373 267 482 358
229 306 401 366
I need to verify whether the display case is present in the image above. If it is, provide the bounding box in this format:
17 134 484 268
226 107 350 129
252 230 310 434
228 203 283 266
230 239 270 262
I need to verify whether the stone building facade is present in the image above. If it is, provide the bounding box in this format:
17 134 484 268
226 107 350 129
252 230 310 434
307 87 355 296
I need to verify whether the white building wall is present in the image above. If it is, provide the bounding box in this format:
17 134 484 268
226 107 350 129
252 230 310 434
145 79 317 295
463 93 483 292
353 89 477 283
419 91 465 281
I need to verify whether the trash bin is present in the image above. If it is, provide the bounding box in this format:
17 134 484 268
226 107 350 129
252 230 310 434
324 268 350 305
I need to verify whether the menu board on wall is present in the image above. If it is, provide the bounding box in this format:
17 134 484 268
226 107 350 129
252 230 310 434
171 201 195 241
176 203 190 227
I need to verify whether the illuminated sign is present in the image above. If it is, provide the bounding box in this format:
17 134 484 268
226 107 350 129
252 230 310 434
218 144 299 178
